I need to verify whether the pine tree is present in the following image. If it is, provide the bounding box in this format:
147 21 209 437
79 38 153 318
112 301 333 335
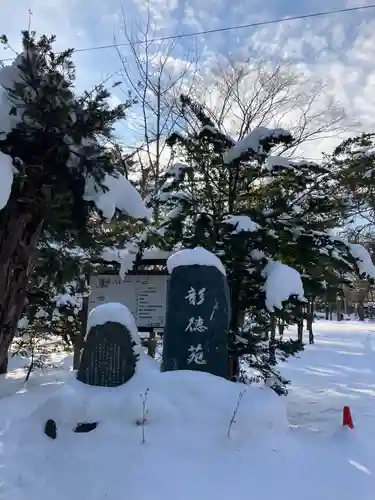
154 94 372 393
331 132 375 237
0 31 149 373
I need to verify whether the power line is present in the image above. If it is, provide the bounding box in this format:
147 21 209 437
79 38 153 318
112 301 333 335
1 3 375 63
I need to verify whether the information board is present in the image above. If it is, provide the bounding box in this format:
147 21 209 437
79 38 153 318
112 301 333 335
88 274 169 329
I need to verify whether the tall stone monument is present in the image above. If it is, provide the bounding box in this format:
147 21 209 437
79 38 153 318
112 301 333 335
162 247 230 378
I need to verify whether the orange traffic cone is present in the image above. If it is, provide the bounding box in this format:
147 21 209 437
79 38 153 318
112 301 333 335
343 406 354 429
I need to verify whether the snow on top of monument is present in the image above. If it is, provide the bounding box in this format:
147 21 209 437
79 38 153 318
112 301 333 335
223 215 261 233
83 172 151 221
223 127 291 164
0 151 14 210
348 243 375 279
87 302 141 345
265 155 291 171
167 247 226 276
263 260 305 312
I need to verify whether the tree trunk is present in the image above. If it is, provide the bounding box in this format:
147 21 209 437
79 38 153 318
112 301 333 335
297 316 304 347
0 200 44 373
336 298 343 321
358 303 365 321
237 310 246 330
307 299 314 345
229 285 241 332
278 320 285 339
0 354 8 375
325 304 329 320
269 315 277 364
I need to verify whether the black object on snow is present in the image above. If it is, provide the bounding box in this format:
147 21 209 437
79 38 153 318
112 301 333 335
44 419 57 439
74 422 98 433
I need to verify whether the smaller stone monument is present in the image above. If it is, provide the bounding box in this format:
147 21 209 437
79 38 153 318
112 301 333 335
44 303 142 439
77 302 141 387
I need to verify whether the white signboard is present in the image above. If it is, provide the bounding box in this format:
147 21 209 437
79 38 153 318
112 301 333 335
89 274 169 328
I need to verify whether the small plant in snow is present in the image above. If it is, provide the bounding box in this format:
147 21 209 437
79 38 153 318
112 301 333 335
227 389 247 439
136 388 149 444
12 328 66 382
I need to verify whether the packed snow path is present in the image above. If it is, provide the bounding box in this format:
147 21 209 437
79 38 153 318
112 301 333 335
282 320 375 435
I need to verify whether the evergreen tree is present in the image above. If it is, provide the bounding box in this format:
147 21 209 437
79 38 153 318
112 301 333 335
154 94 373 393
0 31 150 373
331 132 375 238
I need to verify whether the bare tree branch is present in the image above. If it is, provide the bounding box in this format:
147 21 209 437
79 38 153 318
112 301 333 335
190 54 353 159
113 2 199 216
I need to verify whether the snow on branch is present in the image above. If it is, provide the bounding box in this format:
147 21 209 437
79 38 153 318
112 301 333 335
84 172 151 221
0 53 28 137
101 242 141 279
262 260 306 312
0 151 14 209
166 162 189 177
102 245 173 279
313 231 375 280
157 162 191 202
264 155 291 172
223 215 261 233
348 243 375 279
0 53 28 210
223 127 292 164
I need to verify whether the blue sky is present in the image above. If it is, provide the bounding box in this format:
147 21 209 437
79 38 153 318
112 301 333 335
2 0 375 157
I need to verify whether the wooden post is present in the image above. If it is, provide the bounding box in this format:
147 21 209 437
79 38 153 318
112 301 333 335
73 296 89 370
148 329 157 358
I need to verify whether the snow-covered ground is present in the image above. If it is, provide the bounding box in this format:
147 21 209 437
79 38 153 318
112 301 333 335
282 320 375 435
0 320 375 500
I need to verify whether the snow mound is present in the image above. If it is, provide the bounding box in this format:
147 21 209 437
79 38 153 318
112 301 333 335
87 302 141 345
223 214 261 233
263 260 305 311
1 357 289 500
0 151 14 210
223 127 291 164
348 243 375 279
2 321 375 500
167 247 226 276
84 172 151 221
